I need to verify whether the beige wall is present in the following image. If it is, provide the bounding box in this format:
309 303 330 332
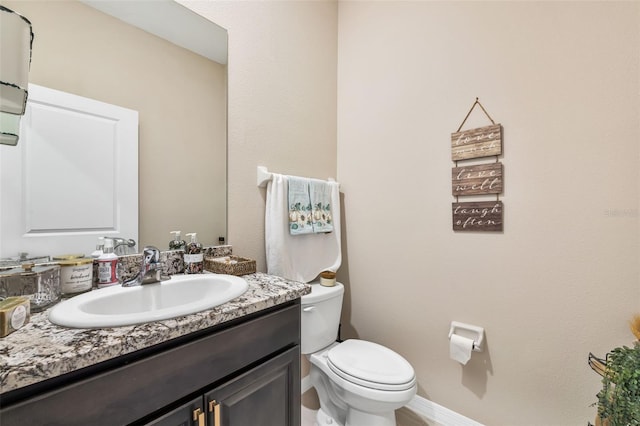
183 0 338 268
188 0 638 424
3 0 227 251
337 1 639 425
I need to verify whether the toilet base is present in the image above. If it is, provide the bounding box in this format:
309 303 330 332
346 407 396 426
316 406 397 426
316 407 336 425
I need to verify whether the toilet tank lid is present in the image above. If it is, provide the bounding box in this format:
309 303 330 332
301 282 344 304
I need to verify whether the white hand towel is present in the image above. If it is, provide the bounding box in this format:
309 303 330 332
309 178 334 233
288 176 313 235
266 173 341 283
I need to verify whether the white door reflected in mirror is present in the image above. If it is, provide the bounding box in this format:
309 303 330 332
0 84 138 257
0 0 228 258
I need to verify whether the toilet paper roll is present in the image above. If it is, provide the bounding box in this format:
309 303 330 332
450 334 474 365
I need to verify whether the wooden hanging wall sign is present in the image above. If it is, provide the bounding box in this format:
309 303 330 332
452 163 503 196
452 201 503 232
451 123 502 161
450 98 504 232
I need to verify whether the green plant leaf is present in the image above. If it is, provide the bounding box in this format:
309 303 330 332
595 342 640 426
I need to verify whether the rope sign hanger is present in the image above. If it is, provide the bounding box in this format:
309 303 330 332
456 97 496 133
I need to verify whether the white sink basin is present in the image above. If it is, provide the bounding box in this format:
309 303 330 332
48 274 249 328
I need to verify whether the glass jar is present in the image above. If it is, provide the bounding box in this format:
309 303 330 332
58 258 93 297
0 263 61 312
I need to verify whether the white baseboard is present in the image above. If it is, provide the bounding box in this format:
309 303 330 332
302 377 483 426
405 395 484 426
301 375 313 394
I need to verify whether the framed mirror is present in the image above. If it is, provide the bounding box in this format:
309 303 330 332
0 0 227 258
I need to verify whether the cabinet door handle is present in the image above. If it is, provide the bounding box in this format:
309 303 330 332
209 400 221 426
193 408 205 426
303 306 315 312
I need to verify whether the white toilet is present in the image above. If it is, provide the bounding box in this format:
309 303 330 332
301 282 417 426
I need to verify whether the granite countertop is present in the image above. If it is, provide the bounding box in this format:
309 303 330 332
0 272 310 394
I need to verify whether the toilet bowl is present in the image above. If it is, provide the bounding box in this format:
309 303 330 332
302 282 417 426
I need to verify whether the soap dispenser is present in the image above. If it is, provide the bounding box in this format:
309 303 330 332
91 237 105 259
97 239 119 287
169 231 186 250
184 233 203 274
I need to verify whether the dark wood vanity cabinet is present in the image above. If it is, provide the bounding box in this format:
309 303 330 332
0 301 301 426
147 347 299 426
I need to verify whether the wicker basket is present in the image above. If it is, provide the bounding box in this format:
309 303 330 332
204 256 256 276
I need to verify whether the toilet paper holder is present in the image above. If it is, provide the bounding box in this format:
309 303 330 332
448 321 485 352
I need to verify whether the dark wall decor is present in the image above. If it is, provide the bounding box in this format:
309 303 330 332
452 201 503 231
451 98 504 232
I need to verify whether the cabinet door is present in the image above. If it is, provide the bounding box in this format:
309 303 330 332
143 396 204 426
205 347 301 426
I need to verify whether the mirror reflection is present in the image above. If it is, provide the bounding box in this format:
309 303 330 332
0 0 227 259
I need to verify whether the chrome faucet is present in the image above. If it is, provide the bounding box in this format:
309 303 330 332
122 246 170 287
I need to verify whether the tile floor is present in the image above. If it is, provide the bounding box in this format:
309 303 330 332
301 406 442 426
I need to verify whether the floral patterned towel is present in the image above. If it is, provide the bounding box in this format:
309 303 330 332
309 179 333 233
288 177 313 235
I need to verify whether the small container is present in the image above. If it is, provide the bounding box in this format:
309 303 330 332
320 271 336 287
169 231 186 250
97 239 119 288
0 253 50 268
53 254 85 261
0 263 61 312
58 258 93 297
17 252 51 264
204 256 256 276
91 237 105 259
0 296 30 337
184 232 203 274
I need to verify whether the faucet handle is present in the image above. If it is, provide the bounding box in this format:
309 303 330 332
122 246 169 286
142 246 161 264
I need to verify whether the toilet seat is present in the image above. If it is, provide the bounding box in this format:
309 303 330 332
326 340 416 391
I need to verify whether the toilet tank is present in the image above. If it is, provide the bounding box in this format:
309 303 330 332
300 282 344 354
